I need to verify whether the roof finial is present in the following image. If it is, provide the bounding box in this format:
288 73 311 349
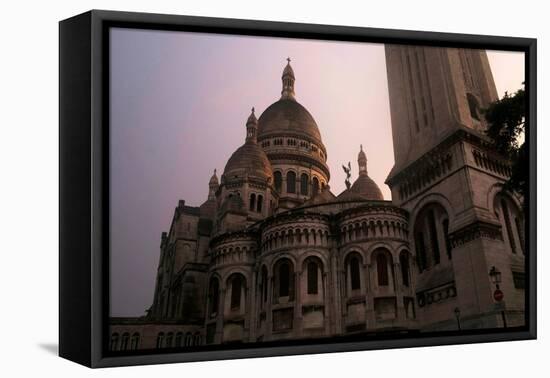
208 169 219 199
358 144 367 175
360 144 363 151
246 106 258 143
281 57 296 100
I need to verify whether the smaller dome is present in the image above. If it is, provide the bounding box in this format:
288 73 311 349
348 174 384 201
340 144 383 201
223 143 273 181
223 108 273 181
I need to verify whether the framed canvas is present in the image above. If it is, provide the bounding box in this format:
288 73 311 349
59 10 537 368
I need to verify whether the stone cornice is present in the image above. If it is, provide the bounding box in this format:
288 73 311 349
337 202 409 221
260 211 331 230
209 229 259 248
386 127 498 187
449 220 503 248
109 317 203 326
221 175 274 190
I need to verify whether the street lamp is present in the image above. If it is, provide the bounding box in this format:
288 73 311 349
489 266 502 289
488 266 507 328
453 307 461 331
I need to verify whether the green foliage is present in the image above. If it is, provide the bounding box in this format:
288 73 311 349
484 86 527 199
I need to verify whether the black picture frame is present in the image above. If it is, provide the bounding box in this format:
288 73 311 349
59 9 537 368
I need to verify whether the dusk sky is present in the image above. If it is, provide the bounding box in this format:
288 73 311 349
109 27 525 317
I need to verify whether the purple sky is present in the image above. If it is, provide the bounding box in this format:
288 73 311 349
109 27 525 317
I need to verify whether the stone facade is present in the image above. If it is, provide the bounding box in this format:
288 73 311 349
109 51 525 352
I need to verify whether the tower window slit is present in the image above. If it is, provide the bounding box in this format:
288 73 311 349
501 199 517 254
428 210 441 265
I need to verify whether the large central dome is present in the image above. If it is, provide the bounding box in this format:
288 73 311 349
257 99 323 143
254 59 330 210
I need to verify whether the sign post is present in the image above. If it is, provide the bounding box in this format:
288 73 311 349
493 289 507 328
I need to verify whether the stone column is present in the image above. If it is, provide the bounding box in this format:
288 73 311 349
365 263 376 328
322 270 330 335
266 274 274 341
394 262 406 323
248 269 257 341
330 247 342 335
216 288 226 344
294 269 302 338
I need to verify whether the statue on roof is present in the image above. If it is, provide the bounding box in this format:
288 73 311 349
342 161 352 189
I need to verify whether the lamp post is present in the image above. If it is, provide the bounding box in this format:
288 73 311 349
489 266 507 328
454 307 461 331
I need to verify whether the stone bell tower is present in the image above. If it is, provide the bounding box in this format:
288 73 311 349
385 45 525 330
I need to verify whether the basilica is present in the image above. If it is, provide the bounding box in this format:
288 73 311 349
110 46 526 351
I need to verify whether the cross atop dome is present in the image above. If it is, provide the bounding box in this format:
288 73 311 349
281 57 296 100
246 106 258 143
358 144 368 175
208 168 219 200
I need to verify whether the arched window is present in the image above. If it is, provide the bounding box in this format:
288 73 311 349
208 277 219 316
307 260 319 294
428 210 441 264
249 193 256 211
175 332 183 347
257 195 263 213
348 255 361 291
399 252 410 287
120 332 130 351
300 173 309 195
274 259 294 301
230 274 243 310
442 219 452 259
415 232 427 272
467 93 480 120
494 194 524 255
279 263 290 296
274 171 283 192
130 333 140 350
377 253 389 286
185 332 193 347
414 203 449 271
312 177 320 196
165 332 173 348
110 333 119 351
156 332 164 348
286 171 296 193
